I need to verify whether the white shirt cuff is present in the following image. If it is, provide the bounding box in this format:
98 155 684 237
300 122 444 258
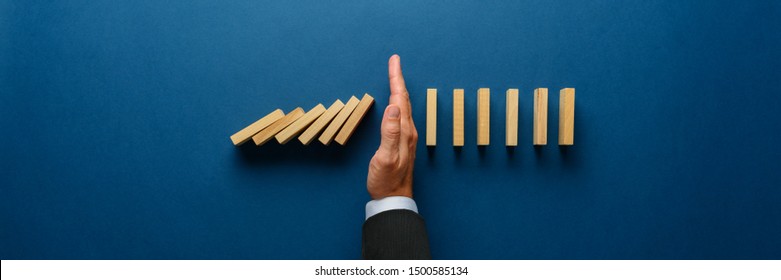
365 196 418 221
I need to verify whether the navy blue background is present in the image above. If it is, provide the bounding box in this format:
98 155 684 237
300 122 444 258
2 0 780 259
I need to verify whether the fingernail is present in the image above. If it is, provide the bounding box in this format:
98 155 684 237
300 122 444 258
387 105 400 119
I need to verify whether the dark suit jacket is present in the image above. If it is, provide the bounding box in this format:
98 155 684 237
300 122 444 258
362 209 432 259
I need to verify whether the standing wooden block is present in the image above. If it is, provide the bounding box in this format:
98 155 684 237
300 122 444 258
229 109 284 146
533 88 548 145
558 88 575 145
426 88 437 146
298 99 345 145
319 96 360 145
252 108 305 146
275 104 326 144
506 89 519 146
453 89 464 146
477 88 490 146
335 93 375 145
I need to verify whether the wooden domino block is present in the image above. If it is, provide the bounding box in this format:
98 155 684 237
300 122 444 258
506 89 519 146
334 93 375 145
453 89 464 146
229 109 284 146
477 88 490 146
252 108 305 146
533 88 548 145
426 88 437 146
275 104 326 144
558 88 575 145
319 96 360 145
298 99 345 145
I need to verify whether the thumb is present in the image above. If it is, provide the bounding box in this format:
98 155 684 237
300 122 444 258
379 105 401 154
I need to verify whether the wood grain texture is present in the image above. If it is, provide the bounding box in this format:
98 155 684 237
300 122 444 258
477 88 490 146
558 88 575 145
252 107 305 146
298 99 345 145
334 93 374 145
275 104 326 144
533 88 548 145
229 109 284 146
506 89 519 146
319 96 360 145
426 88 437 146
453 89 464 146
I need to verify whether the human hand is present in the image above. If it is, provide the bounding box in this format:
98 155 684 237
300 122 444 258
366 55 418 200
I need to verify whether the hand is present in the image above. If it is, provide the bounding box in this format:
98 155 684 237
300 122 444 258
366 54 419 200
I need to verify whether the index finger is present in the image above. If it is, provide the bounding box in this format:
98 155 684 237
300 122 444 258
388 54 412 119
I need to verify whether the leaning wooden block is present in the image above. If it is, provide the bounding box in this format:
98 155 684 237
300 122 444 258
506 89 519 146
319 96 360 145
298 99 345 145
275 104 326 144
558 88 575 145
335 93 375 145
252 108 305 146
453 89 464 146
533 88 548 145
229 109 284 146
477 88 490 146
426 88 437 146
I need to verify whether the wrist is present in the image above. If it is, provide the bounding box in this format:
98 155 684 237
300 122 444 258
370 189 412 200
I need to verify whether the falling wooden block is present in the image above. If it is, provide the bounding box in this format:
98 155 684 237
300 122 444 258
252 108 305 146
506 89 519 146
275 104 326 144
335 93 375 145
229 109 285 146
453 89 464 147
298 99 345 145
319 96 360 145
533 88 548 145
477 88 490 146
426 88 437 146
559 88 575 145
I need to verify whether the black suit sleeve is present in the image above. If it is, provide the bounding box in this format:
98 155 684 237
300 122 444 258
362 209 432 259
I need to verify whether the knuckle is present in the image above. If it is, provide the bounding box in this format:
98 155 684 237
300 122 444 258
372 150 397 168
385 124 400 137
376 156 394 168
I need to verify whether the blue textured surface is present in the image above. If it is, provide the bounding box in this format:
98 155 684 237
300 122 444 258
2 0 781 259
